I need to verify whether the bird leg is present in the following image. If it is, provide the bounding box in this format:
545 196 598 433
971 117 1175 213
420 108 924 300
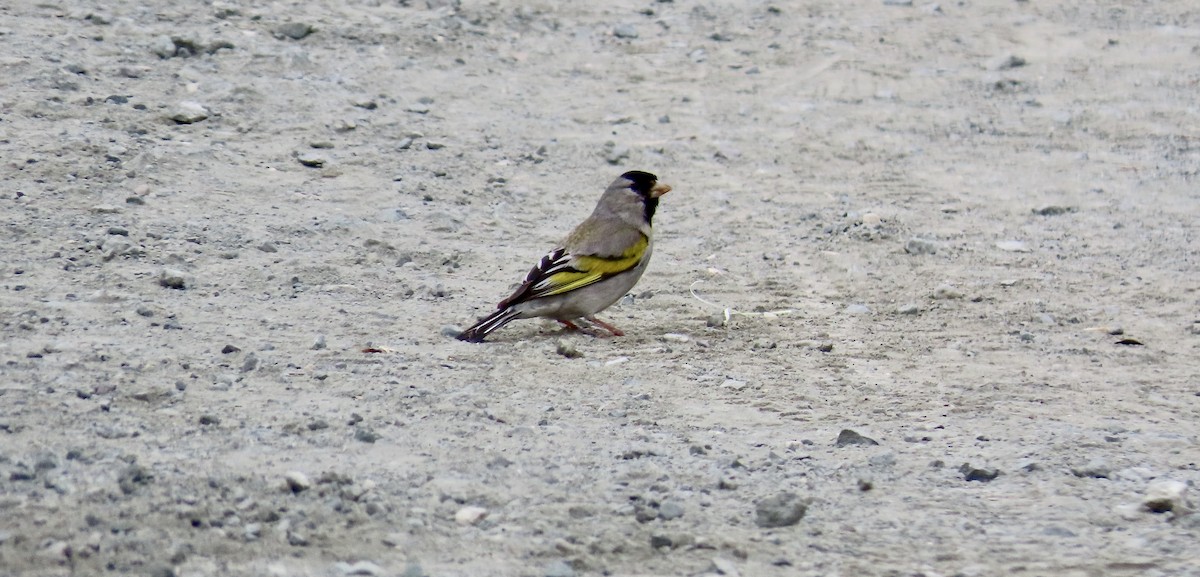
557 320 582 331
585 316 625 337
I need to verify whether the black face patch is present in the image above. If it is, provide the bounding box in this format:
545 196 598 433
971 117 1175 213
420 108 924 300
643 196 659 224
620 170 659 198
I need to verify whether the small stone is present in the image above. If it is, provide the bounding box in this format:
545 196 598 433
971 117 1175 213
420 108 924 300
221 344 241 354
659 501 685 520
754 492 809 528
158 268 190 290
151 35 176 58
311 335 327 350
1032 205 1073 216
905 237 939 255
1142 480 1189 514
455 506 488 525
896 303 920 315
296 152 327 167
275 22 314 40
442 325 463 338
710 557 740 577
844 304 872 315
613 24 639 39
198 415 220 426
340 561 384 576
406 103 430 114
996 240 1031 252
170 101 209 124
932 283 964 299
882 0 913 5
243 523 261 541
868 452 897 468
960 463 1001 482
543 560 576 577
555 340 582 359
861 212 882 227
649 534 673 549
400 562 426 577
91 204 120 214
835 429 879 447
241 353 258 372
1071 460 1111 479
355 428 381 443
988 53 1027 71
285 471 312 493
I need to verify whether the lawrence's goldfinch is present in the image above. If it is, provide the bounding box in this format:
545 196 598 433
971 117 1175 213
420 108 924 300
457 170 671 342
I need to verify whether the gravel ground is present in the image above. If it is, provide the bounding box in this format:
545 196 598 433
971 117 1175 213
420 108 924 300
2 1 1199 576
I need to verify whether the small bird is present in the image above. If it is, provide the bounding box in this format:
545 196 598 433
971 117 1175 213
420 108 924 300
457 170 672 343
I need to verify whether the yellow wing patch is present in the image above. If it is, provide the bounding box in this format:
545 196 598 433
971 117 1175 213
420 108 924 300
541 236 647 297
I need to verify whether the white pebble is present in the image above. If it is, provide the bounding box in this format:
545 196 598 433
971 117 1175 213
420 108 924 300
1142 480 1189 513
284 471 311 493
455 506 488 525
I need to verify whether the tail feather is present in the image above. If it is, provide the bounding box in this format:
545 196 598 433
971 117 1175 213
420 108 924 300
457 307 521 342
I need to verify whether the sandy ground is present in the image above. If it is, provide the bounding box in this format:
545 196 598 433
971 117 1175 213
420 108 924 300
2 0 1200 576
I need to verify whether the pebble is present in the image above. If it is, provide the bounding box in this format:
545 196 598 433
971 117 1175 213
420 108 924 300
337 561 384 576
845 304 872 315
296 151 327 167
861 212 883 227
555 340 582 359
869 452 897 468
1070 459 1111 479
241 353 258 373
355 428 381 443
455 506 488 525
835 429 879 447
543 560 576 577
988 53 1027 70
158 268 191 290
905 237 939 255
91 204 120 214
896 303 920 315
284 472 312 493
995 240 1030 252
151 35 176 58
311 335 327 350
659 501 685 520
960 463 1001 482
1032 205 1073 216
754 492 809 528
709 557 740 577
613 24 639 39
275 22 315 40
170 101 209 124
1142 480 1188 513
932 283 964 300
882 0 913 5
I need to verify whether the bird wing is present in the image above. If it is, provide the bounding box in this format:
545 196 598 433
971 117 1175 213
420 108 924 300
496 235 648 309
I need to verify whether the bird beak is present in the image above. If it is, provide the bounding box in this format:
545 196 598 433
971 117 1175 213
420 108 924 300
650 182 672 198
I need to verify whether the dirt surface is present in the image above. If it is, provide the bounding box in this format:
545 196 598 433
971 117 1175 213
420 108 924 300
3 1 1200 576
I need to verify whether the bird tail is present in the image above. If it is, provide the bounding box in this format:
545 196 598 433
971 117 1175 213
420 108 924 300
457 307 521 343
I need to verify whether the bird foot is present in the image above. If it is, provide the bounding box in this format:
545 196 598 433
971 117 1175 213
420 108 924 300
585 316 625 337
